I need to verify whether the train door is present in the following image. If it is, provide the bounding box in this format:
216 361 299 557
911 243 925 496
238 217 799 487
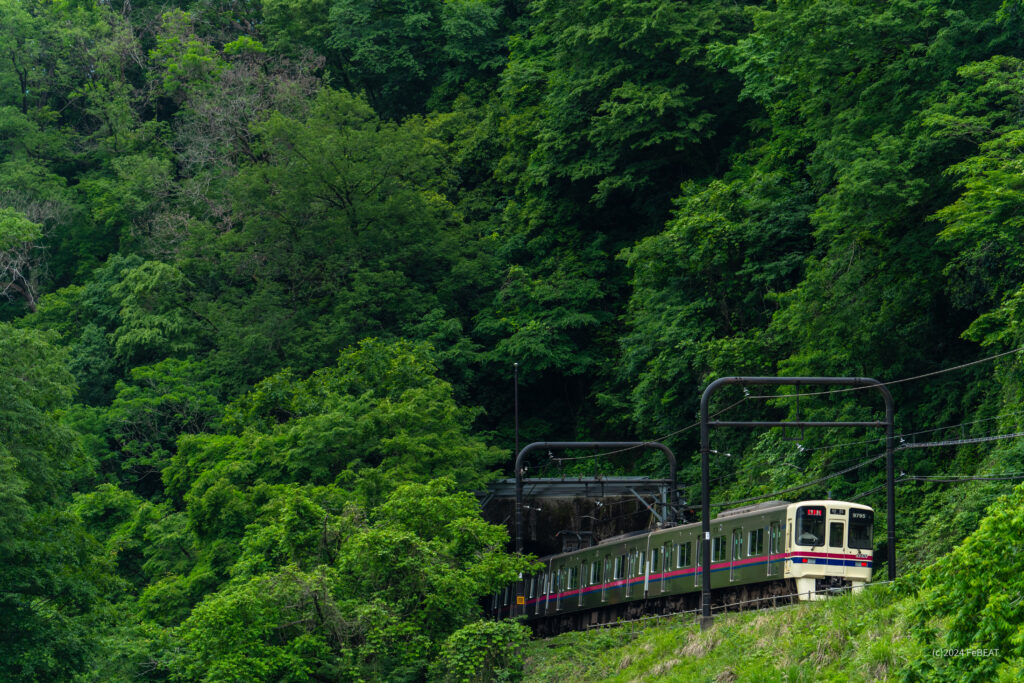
528 578 535 617
614 553 626 599
625 551 634 598
602 555 610 602
829 518 847 577
768 522 781 576
555 567 563 611
578 561 586 606
660 542 670 593
694 542 702 588
730 529 742 581
786 519 793 573
643 540 653 596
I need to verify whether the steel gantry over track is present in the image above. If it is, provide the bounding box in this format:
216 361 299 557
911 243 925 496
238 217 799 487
699 377 895 630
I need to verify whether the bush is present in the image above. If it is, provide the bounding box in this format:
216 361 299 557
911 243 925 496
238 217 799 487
430 620 531 683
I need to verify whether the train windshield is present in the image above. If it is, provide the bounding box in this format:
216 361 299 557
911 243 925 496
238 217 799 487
848 509 874 549
795 506 826 546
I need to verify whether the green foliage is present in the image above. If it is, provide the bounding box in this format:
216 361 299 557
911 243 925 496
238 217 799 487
622 166 813 433
169 479 533 682
906 484 1024 680
0 324 117 680
430 619 531 683
522 586 911 682
94 358 224 497
500 0 754 212
927 56 1024 314
9 0 1024 677
322 0 511 118
0 206 41 247
24 254 144 404
111 261 205 364
168 339 504 512
149 10 226 99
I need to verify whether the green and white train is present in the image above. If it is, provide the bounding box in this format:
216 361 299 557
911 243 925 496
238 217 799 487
490 499 874 634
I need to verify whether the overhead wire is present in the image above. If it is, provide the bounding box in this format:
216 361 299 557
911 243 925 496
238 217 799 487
743 345 1024 401
545 348 1024 465
525 347 1024 517
898 430 1024 449
895 408 1024 441
849 473 1024 501
708 453 887 509
543 396 750 463
700 425 1024 510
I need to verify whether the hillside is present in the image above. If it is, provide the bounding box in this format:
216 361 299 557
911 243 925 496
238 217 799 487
3 0 1024 679
523 586 910 682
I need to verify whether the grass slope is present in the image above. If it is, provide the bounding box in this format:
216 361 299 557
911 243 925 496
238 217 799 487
522 586 914 682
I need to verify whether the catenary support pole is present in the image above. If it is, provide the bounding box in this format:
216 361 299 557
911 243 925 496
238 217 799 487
699 377 895 630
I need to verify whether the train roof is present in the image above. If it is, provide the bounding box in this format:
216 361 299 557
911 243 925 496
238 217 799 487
715 500 790 518
595 528 650 544
532 499 874 560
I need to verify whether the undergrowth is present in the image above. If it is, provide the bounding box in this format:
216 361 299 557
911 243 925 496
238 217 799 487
522 586 914 682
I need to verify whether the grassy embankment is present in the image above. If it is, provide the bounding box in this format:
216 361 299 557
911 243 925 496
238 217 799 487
522 586 916 682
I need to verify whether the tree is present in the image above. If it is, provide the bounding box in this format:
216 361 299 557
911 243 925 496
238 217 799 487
170 479 532 682
0 324 113 680
0 207 43 311
172 87 478 391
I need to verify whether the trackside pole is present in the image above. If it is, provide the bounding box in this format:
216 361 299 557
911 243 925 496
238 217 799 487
699 377 895 630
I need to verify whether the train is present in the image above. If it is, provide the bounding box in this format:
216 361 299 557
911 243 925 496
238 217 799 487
489 499 874 634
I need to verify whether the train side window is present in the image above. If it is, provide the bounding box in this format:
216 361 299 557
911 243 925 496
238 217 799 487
591 560 601 584
504 587 509 606
678 541 691 567
650 547 660 573
568 566 577 589
748 528 764 556
614 555 625 579
529 576 535 598
712 535 726 562
771 522 781 553
637 549 645 575
829 522 844 548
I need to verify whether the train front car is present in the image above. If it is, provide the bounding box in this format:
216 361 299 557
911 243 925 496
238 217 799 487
786 500 873 599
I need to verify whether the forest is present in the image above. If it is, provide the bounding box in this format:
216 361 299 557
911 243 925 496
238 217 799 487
4 0 1024 679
